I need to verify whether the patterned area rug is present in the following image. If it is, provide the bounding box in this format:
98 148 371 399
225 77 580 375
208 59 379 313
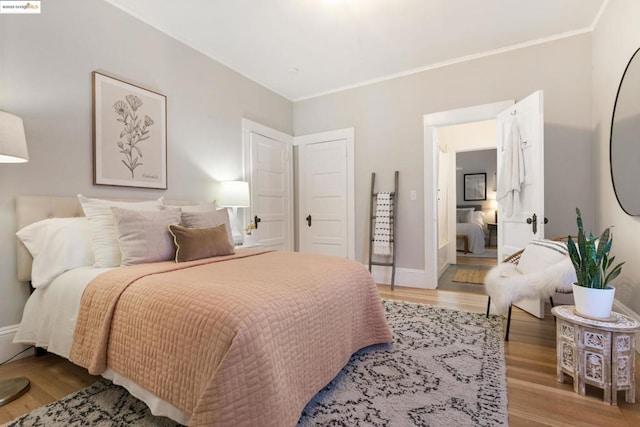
453 268 488 285
3 301 507 427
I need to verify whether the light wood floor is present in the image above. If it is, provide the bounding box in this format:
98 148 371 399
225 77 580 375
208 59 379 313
456 249 499 268
1 286 639 426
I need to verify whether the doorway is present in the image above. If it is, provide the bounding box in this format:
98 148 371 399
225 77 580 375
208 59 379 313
424 91 547 318
434 122 499 294
423 100 513 289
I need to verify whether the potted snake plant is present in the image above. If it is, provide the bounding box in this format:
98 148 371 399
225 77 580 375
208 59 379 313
567 208 624 319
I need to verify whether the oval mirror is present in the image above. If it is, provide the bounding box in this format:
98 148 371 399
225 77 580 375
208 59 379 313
611 47 640 215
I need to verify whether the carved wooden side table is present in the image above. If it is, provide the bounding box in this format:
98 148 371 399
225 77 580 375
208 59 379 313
551 305 640 405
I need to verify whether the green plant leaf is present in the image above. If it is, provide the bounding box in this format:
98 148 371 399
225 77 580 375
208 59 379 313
605 262 625 286
571 207 623 289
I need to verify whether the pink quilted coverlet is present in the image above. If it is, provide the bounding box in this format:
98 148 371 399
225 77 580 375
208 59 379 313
70 250 392 426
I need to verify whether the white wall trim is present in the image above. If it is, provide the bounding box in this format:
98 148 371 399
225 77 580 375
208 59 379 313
241 118 293 144
424 100 514 290
294 128 355 260
296 31 592 102
0 324 32 364
589 0 610 31
423 101 514 127
366 265 432 289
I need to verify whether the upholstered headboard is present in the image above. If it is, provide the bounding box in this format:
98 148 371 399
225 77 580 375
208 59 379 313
16 196 85 282
16 196 203 282
456 204 483 211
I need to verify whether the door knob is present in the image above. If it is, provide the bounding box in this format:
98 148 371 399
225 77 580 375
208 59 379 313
306 215 312 227
526 213 538 234
254 215 262 229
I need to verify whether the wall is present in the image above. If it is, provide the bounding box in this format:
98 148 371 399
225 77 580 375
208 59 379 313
456 150 497 208
592 0 640 315
0 0 293 328
436 119 497 212
295 34 594 270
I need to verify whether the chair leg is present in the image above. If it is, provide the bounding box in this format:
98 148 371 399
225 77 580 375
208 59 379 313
549 296 555 308
505 305 512 341
486 297 491 318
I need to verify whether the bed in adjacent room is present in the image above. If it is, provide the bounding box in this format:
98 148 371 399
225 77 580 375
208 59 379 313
13 195 392 427
455 205 486 254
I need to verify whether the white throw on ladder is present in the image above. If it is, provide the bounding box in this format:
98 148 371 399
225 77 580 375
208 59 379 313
373 192 393 255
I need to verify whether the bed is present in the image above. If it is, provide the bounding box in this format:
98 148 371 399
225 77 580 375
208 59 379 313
13 195 392 426
456 205 486 254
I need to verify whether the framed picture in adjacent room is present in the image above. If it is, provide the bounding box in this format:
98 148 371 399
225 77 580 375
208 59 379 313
92 71 167 189
464 173 487 201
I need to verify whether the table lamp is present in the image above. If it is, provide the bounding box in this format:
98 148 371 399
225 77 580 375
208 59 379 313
217 180 250 244
0 110 30 407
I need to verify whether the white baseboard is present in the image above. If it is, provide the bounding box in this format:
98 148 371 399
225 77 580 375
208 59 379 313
0 324 33 364
366 265 434 289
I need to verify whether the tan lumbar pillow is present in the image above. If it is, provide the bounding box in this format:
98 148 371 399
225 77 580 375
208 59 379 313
168 223 235 263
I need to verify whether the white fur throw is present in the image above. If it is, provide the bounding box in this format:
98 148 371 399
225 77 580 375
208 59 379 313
484 257 576 316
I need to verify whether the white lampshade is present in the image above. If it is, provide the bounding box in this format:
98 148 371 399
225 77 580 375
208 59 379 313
218 181 250 208
0 111 29 163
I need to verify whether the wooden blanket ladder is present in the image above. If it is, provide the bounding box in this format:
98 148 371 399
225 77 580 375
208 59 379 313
368 171 399 289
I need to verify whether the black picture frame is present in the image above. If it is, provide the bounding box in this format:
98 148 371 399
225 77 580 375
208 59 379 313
464 173 487 201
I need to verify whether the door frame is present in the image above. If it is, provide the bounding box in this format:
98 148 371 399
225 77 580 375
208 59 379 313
241 118 294 251
423 101 513 288
294 128 355 259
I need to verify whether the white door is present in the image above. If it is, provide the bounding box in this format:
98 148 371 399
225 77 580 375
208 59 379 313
295 129 355 259
243 120 293 251
496 90 545 318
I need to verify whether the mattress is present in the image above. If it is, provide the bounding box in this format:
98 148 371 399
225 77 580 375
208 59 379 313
15 249 392 426
456 222 486 254
14 266 191 425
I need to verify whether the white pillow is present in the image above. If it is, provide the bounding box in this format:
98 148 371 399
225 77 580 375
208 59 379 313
111 207 182 266
456 208 474 223
471 211 485 226
16 217 94 288
78 195 163 267
516 239 569 274
180 208 233 246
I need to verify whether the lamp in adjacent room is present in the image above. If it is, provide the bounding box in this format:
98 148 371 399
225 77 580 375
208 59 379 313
489 197 498 223
217 180 250 245
0 110 30 408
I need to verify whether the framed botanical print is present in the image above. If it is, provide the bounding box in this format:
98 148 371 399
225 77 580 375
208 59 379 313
92 71 167 189
464 173 487 201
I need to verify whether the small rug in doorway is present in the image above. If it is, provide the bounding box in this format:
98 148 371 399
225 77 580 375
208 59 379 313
3 301 508 427
453 268 488 285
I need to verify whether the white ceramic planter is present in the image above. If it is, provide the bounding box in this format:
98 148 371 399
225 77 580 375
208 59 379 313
572 283 616 319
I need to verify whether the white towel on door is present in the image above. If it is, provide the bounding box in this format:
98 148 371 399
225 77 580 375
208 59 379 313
497 118 525 218
373 192 393 256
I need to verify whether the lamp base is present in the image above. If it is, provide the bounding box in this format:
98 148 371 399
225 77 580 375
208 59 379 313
0 377 30 407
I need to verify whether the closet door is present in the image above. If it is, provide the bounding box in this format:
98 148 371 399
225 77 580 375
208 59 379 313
242 120 293 251
295 128 355 259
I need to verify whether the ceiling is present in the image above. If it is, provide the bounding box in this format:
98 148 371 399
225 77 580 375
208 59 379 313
104 0 606 101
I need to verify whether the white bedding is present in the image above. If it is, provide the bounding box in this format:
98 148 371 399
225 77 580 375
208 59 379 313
14 267 191 425
456 222 486 254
